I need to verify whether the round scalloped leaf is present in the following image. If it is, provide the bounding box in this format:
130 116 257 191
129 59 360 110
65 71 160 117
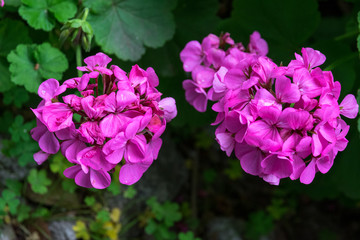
7 43 68 93
19 0 77 31
84 0 176 61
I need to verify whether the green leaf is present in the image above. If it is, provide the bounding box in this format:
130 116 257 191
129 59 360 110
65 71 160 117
147 197 182 227
96 209 110 222
9 115 34 142
174 0 220 45
178 231 202 240
7 43 68 93
84 0 176 61
50 153 72 174
0 58 13 92
27 169 52 194
5 179 23 196
3 87 30 108
18 152 36 167
84 196 96 207
220 0 321 62
61 179 77 193
19 0 77 31
32 207 50 218
0 19 31 56
123 185 137 199
245 210 274 240
34 42 69 79
17 204 31 222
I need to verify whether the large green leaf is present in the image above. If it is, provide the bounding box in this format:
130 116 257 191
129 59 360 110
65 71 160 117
84 0 176 61
174 0 220 45
19 0 77 31
0 58 13 92
0 19 31 56
220 0 321 63
7 43 68 93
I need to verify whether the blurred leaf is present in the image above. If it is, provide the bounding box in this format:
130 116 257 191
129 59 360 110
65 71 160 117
110 208 121 222
3 87 30 108
17 204 31 222
147 197 182 227
61 178 77 193
50 153 72 174
0 19 31 56
73 220 90 240
27 169 52 194
174 0 220 45
0 58 13 92
5 179 23 196
245 210 274 240
84 0 176 61
18 152 35 167
96 209 111 222
7 43 68 93
178 231 201 240
9 115 33 142
32 207 50 218
220 0 321 62
84 196 96 207
123 185 137 199
223 159 243 180
19 0 77 31
202 168 217 184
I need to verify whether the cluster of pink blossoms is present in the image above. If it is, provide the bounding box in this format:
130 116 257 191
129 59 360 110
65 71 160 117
31 53 177 188
180 32 359 185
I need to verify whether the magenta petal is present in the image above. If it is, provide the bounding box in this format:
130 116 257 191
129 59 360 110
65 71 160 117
116 90 137 108
224 69 244 90
261 154 293 178
38 131 59 154
183 80 208 112
180 41 202 72
119 163 147 185
38 78 59 100
316 155 333 174
33 151 50 165
75 171 93 188
100 114 123 138
105 147 125 164
300 159 316 184
90 169 111 189
125 137 147 163
290 155 306 180
78 73 90 91
235 143 263 175
64 165 82 179
216 132 234 157
340 94 359 119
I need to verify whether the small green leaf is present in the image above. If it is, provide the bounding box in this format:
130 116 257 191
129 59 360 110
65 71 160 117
96 209 110 222
18 152 36 167
84 0 176 61
202 169 217 184
17 204 31 222
3 87 30 108
5 179 23 196
178 231 202 240
7 43 68 93
147 197 182 227
19 0 77 31
84 196 96 207
123 185 137 199
61 179 77 193
50 153 72 174
32 207 50 218
27 169 52 194
9 115 34 142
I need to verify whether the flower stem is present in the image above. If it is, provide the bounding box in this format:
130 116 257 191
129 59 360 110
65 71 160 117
76 44 83 78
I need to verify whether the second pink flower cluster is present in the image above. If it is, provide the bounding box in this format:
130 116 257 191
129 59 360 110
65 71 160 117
180 32 358 185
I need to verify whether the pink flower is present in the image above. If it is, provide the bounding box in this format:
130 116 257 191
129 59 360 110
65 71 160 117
183 80 208 112
248 31 268 56
31 52 176 188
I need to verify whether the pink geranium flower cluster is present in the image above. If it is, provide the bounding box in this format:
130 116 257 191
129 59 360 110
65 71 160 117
31 53 177 188
180 32 359 185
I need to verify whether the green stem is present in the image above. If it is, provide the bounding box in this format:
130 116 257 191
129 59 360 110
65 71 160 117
76 45 83 78
335 30 358 42
324 52 358 71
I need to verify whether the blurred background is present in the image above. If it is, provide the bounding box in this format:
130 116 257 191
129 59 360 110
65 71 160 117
1 0 360 239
